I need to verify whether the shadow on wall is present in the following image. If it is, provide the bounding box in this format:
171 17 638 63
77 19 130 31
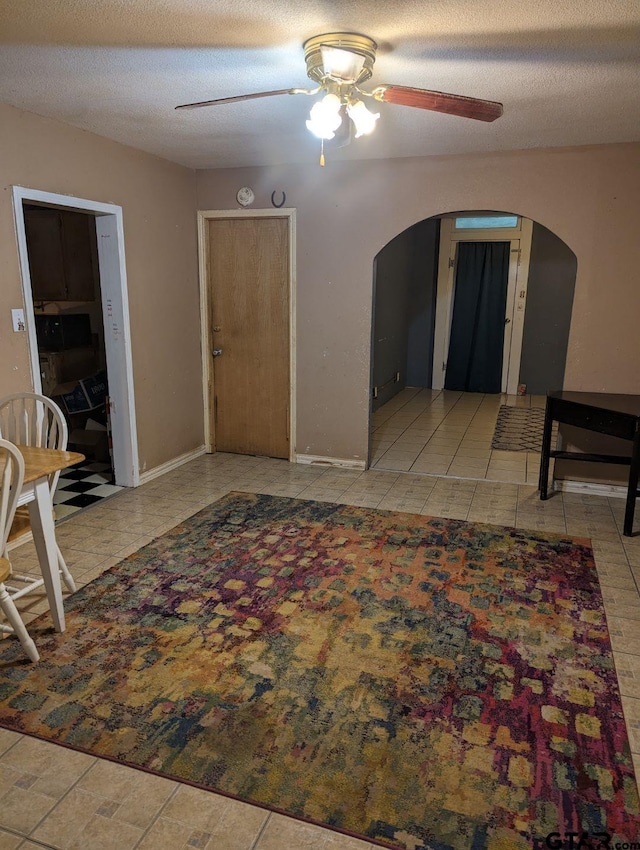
370 210 577 412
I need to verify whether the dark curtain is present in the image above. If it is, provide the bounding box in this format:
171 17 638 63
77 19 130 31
444 241 510 393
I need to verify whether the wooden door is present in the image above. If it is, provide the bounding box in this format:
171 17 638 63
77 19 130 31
208 217 290 459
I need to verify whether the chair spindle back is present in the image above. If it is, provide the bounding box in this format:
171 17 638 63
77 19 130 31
0 393 69 496
0 440 25 556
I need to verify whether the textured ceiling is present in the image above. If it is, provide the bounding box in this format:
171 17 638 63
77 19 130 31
1 0 639 169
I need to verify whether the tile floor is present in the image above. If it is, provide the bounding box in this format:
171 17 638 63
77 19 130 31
371 387 545 485
2 449 640 849
53 462 124 521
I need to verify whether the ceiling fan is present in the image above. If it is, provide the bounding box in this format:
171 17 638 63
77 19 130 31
176 33 504 164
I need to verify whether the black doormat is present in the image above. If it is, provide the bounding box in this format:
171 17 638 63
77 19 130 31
491 405 547 452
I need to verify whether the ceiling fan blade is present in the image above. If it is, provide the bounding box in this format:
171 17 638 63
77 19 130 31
374 85 503 122
175 89 299 111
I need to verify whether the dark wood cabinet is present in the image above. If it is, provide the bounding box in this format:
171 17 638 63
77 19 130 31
24 207 99 302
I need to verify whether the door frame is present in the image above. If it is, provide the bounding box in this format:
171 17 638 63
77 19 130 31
432 216 533 394
12 186 140 487
197 209 296 460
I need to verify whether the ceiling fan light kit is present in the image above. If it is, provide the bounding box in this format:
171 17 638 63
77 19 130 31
303 33 377 86
176 31 504 165
306 93 343 140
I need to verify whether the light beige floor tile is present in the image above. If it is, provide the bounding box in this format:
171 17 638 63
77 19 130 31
0 732 21 759
160 786 268 841
595 563 637 590
448 456 489 469
391 432 428 443
0 737 94 801
603 594 640 623
377 497 427 513
461 442 490 451
410 460 451 475
108 536 155 560
67 529 146 556
75 761 176 830
621 695 640 753
614 653 640 700
337 495 383 508
514 516 567 534
61 550 110 573
447 466 488 481
0 832 22 850
432 478 477 495
0 772 58 835
486 470 527 484
256 813 372 849
296 491 342 503
475 481 520 496
470 496 518 512
517 497 549 516
608 617 640 655
373 458 414 472
490 450 525 462
467 509 516 526
76 563 116 584
32 786 144 850
425 505 470 520
134 817 206 850
257 483 308 497
453 448 491 461
486 460 527 474
566 522 619 539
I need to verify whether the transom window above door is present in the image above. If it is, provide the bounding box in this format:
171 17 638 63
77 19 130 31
454 214 520 230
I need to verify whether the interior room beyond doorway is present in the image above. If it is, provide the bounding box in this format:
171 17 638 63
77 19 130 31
371 387 544 485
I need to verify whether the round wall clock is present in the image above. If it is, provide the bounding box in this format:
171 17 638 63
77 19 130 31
236 187 255 207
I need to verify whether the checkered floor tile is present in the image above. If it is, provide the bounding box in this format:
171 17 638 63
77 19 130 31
53 462 124 520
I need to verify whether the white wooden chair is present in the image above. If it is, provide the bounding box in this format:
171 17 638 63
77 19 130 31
0 439 39 662
0 393 76 595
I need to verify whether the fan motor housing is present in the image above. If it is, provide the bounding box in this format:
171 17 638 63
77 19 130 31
303 32 377 86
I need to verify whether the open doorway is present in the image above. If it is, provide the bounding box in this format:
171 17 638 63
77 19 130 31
369 210 577 484
12 187 139 509
432 214 533 395
21 203 124 517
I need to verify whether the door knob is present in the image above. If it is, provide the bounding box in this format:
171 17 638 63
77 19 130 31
212 349 223 357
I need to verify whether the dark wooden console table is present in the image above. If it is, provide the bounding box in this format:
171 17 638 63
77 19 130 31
538 391 640 536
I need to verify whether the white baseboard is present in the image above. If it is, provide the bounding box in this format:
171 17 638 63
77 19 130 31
554 479 628 499
295 453 366 471
138 445 207 485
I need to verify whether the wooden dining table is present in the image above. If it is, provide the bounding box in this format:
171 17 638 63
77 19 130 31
7 445 85 633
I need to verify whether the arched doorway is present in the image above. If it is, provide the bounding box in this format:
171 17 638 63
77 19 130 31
369 209 577 484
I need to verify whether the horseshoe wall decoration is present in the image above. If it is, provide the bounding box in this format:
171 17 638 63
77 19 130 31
271 191 286 208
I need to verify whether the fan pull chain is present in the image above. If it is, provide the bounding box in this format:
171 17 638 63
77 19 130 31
320 139 325 167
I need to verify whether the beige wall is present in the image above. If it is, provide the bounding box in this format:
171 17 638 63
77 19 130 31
1 102 203 474
6 104 637 475
196 142 640 464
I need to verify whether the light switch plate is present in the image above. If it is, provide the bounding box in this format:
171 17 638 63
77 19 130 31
11 309 26 332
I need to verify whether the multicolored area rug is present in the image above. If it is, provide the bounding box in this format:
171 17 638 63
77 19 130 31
0 493 638 849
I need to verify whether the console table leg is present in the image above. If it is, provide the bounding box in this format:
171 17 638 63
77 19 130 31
624 432 640 536
539 399 554 500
